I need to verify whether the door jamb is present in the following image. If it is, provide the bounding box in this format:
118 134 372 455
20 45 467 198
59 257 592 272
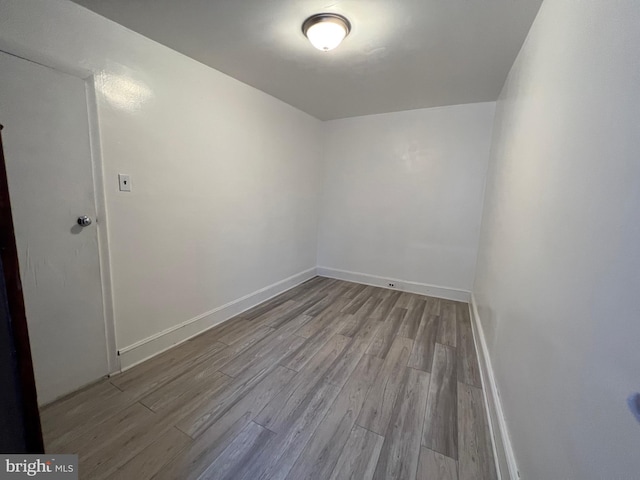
85 76 119 374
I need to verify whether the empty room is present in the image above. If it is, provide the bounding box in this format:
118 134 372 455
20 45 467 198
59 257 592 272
0 0 639 479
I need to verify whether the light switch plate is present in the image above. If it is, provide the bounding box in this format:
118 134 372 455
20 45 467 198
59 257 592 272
118 174 131 192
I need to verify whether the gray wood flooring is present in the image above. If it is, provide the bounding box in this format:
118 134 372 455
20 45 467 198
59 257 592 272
41 277 497 480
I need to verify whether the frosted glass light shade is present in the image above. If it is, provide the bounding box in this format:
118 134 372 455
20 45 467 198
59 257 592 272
302 14 351 52
306 21 347 51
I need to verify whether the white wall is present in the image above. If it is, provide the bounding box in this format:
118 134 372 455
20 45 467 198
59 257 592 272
473 1 640 478
318 103 495 299
0 0 323 369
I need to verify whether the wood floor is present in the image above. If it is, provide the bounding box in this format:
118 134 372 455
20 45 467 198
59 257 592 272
40 277 497 480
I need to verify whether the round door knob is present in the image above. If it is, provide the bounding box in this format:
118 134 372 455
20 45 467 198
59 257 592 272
77 215 92 227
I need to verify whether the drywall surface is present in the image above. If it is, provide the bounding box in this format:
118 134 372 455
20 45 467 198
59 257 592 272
473 1 640 478
318 103 495 294
0 0 322 361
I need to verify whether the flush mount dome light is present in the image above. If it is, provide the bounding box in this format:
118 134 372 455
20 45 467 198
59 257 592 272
302 13 351 51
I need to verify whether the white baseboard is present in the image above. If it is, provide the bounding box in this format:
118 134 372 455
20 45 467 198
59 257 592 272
116 267 317 371
316 266 470 302
469 294 520 480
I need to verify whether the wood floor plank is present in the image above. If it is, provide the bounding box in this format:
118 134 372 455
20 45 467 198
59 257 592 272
289 278 337 305
437 301 457 347
286 354 383 480
212 318 252 344
219 316 309 378
422 343 458 459
110 338 214 388
153 412 254 480
198 421 275 480
408 314 439 372
370 285 391 299
233 381 342 480
373 367 431 480
280 313 349 371
328 425 384 480
456 303 482 387
416 447 458 480
302 292 339 317
398 298 427 339
77 403 175 479
110 340 228 398
312 276 338 291
140 369 230 413
216 322 274 347
41 379 116 422
240 294 292 321
226 334 304 386
370 290 402 322
357 336 413 435
264 277 331 308
144 372 233 432
41 280 490 480
324 280 351 298
226 324 277 354
42 380 136 452
425 297 441 316
125 345 235 406
324 320 382 387
55 401 155 455
339 296 382 337
366 307 408 359
175 365 296 439
353 294 384 322
341 285 375 314
251 299 300 326
195 317 252 343
339 285 369 313
337 313 360 339
190 365 295 439
458 383 497 480
266 295 330 329
295 298 351 338
298 275 337 297
255 334 349 432
299 276 330 290
344 283 367 299
394 292 416 309
110 427 191 480
187 331 244 355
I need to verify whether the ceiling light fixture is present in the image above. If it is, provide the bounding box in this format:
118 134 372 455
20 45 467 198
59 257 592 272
302 13 351 52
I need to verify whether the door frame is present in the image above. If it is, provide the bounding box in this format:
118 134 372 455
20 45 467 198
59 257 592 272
0 48 119 376
0 123 44 452
85 74 119 375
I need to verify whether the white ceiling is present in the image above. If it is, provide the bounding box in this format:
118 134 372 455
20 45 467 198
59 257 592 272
69 0 543 120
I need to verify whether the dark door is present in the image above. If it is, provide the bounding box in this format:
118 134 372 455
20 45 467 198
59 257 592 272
0 124 44 453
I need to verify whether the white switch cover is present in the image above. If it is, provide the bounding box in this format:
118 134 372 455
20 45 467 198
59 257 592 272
119 174 131 192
